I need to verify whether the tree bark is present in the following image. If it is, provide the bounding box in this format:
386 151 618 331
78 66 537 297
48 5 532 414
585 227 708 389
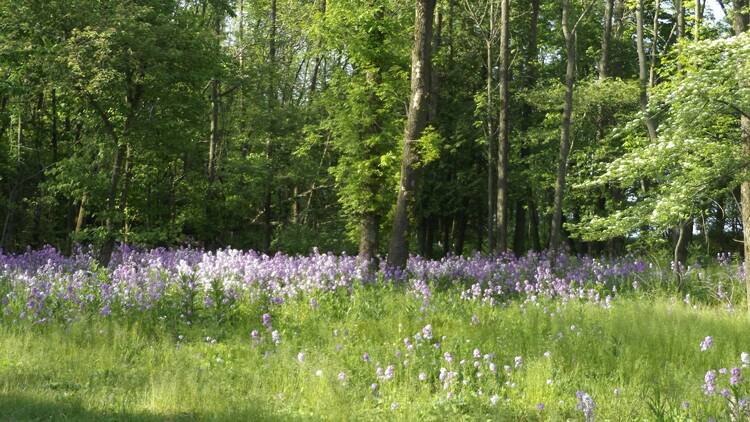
359 212 379 274
387 0 436 269
263 0 278 253
673 219 692 284
599 0 614 80
357 5 386 268
99 141 127 264
694 0 704 41
453 210 467 255
676 0 685 38
732 0 749 312
550 0 577 252
486 39 497 253
496 0 511 253
75 193 87 233
649 0 660 87
513 0 540 256
636 0 658 140
208 78 220 183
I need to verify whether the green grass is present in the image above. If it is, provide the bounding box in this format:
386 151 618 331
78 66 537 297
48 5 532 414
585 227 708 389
1 288 749 421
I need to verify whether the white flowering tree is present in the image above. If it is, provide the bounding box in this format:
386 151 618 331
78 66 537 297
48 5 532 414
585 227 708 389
572 32 750 306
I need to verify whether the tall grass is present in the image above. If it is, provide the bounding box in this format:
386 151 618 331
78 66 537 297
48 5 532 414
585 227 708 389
2 286 749 421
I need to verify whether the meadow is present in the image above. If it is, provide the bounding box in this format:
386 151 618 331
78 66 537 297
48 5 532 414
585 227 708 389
1 246 749 421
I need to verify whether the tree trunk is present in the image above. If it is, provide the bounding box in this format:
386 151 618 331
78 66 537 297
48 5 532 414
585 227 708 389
99 141 127 264
636 0 658 140
694 0 704 41
387 0 436 269
673 219 692 284
513 0 540 256
529 197 541 251
425 216 435 258
441 216 451 256
599 0 614 80
733 0 749 312
743 116 750 312
75 193 87 233
512 201 526 255
208 78 220 183
486 38 497 254
550 0 577 252
453 210 467 255
119 143 133 242
496 0 511 253
676 0 685 38
263 0 278 253
51 89 58 163
649 0 660 87
358 212 379 274
1 186 18 249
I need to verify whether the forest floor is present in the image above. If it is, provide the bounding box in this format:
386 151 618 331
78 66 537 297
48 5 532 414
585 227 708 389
1 288 749 421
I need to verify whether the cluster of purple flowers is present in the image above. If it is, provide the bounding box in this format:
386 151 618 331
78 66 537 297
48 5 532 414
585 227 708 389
576 391 596 421
700 348 750 420
0 245 648 322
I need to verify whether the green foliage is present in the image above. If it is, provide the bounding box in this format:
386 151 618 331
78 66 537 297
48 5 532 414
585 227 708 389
572 34 750 241
1 291 749 420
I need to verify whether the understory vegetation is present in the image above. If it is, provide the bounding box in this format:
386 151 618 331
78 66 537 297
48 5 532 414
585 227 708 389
1 246 750 420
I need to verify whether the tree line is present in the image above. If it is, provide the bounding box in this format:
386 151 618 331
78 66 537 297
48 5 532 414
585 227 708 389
0 0 748 275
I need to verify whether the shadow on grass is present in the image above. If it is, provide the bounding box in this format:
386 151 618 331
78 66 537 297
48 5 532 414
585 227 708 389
0 393 303 422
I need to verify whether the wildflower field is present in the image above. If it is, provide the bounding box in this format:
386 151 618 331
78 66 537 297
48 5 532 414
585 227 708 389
1 246 750 421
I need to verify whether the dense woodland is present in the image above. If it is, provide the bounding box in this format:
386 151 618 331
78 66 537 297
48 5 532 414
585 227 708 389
0 0 748 269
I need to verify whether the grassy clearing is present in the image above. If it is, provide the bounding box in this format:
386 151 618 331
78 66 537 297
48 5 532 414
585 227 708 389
1 288 749 421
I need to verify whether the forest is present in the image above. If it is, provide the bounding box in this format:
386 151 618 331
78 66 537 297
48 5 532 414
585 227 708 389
0 0 746 268
1 0 750 420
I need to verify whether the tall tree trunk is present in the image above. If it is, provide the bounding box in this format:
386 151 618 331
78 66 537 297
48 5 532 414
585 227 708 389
694 0 704 41
529 197 541 250
673 219 692 285
309 0 327 93
676 0 685 38
387 0 436 269
208 78 220 183
496 0 511 253
441 216 452 256
513 0 540 256
636 0 658 140
263 0 278 252
357 5 386 268
51 89 58 163
512 201 526 255
1 186 18 249
649 0 660 87
119 143 133 242
599 0 613 80
732 0 749 312
100 141 127 264
453 209 467 255
486 38 497 253
75 194 87 233
550 0 577 252
359 212 379 274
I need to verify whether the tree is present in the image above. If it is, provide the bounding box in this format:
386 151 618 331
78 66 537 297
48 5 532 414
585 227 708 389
549 0 594 252
496 0 511 252
387 0 437 269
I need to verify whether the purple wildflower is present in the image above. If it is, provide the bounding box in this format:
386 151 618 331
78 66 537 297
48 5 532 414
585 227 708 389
262 313 272 330
731 367 742 385
422 324 433 340
576 391 596 422
704 370 717 395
